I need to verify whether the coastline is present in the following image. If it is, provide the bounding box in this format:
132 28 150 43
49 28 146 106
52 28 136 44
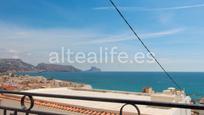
18 71 204 100
0 73 92 91
0 73 198 115
1 72 203 102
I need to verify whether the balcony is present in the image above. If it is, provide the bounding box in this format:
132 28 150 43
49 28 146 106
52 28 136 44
0 89 204 115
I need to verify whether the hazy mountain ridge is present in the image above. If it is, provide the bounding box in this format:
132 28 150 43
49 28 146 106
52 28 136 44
86 67 101 72
0 59 100 72
0 59 35 72
36 63 81 72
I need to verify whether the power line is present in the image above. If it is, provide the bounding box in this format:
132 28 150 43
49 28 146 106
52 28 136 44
108 0 182 90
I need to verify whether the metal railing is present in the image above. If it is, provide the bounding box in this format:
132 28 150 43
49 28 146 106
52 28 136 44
0 90 204 115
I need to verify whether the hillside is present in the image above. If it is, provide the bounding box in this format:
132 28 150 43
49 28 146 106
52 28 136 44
86 67 101 72
0 59 101 73
0 59 35 72
0 59 81 72
36 63 81 72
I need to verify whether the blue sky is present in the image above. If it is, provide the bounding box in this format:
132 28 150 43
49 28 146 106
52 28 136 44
0 0 204 71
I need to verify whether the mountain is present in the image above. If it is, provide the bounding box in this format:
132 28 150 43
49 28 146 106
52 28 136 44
0 59 80 72
0 59 101 73
86 67 101 72
36 63 81 72
0 59 35 72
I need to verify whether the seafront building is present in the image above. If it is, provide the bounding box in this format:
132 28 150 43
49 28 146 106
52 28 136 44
0 87 191 115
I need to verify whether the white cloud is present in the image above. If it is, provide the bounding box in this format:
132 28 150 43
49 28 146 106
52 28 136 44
8 49 18 53
0 23 102 63
0 22 185 70
12 55 20 59
0 23 100 50
140 28 184 38
1 22 184 48
94 3 204 11
78 28 184 45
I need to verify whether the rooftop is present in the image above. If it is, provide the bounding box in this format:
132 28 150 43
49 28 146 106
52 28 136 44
22 87 191 115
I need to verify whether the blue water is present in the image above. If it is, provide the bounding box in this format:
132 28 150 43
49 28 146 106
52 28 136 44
19 72 204 99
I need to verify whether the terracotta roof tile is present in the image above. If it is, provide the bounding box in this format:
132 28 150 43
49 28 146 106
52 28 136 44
0 94 119 115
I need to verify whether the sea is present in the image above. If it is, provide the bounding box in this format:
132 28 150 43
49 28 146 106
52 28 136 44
18 72 204 100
